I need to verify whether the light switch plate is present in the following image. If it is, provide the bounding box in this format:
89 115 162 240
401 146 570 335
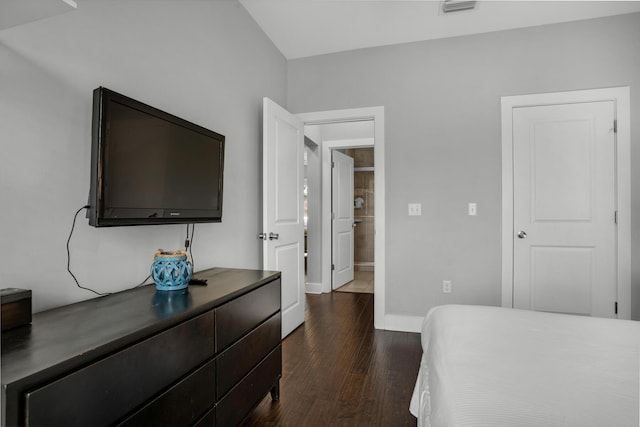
408 203 422 216
468 203 477 216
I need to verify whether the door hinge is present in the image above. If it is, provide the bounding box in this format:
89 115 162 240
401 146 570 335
613 119 617 133
331 264 335 271
615 301 618 315
614 210 618 224
332 161 335 168
331 212 335 220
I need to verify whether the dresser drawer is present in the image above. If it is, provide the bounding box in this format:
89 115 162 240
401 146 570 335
216 345 282 427
25 310 215 427
215 279 280 352
193 405 216 427
118 357 216 427
217 312 281 398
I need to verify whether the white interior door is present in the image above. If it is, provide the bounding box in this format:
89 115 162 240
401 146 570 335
332 150 354 289
512 101 617 317
262 98 305 338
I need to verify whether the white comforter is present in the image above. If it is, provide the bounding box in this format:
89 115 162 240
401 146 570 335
410 305 640 427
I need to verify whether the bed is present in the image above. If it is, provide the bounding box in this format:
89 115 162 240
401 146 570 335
409 305 640 427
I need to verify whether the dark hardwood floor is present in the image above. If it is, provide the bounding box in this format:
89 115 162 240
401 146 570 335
240 292 422 427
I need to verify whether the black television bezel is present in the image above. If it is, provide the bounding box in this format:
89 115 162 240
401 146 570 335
88 87 225 227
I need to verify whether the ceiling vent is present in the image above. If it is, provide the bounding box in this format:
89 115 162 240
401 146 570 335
442 0 477 13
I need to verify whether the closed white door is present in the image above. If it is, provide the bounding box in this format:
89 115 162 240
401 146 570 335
332 150 354 289
262 98 305 338
512 101 617 317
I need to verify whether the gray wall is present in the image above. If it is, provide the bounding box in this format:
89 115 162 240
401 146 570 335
0 1 286 312
288 13 640 320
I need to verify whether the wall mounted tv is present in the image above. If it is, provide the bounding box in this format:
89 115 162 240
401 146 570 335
88 87 225 227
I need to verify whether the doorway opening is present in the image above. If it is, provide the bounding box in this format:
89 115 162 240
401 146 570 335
334 147 375 294
297 106 386 329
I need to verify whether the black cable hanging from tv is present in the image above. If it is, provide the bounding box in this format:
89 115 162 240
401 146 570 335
67 205 152 295
67 205 110 296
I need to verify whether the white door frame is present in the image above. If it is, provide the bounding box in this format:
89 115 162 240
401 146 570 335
297 107 386 330
501 87 631 319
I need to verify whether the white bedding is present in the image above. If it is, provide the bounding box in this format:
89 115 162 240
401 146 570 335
409 305 640 427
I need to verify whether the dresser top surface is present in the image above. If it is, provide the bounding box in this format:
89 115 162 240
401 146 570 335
1 267 280 387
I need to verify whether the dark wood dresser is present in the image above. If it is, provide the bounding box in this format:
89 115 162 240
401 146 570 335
1 268 282 427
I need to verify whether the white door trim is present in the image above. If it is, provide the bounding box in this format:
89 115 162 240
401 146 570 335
297 107 385 330
501 87 631 319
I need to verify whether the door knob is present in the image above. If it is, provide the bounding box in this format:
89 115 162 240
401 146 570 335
258 233 268 240
269 232 279 240
517 230 527 239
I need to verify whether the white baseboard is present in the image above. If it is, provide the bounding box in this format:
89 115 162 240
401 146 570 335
384 314 424 333
305 282 323 294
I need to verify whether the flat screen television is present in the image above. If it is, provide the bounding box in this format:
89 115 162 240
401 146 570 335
88 87 225 227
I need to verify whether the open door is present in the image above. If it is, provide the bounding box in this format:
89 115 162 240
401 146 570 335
262 98 305 338
331 150 354 290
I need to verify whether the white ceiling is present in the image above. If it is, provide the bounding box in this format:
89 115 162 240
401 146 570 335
239 0 640 59
0 0 77 31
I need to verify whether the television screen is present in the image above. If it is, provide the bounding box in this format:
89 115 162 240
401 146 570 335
88 87 224 227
